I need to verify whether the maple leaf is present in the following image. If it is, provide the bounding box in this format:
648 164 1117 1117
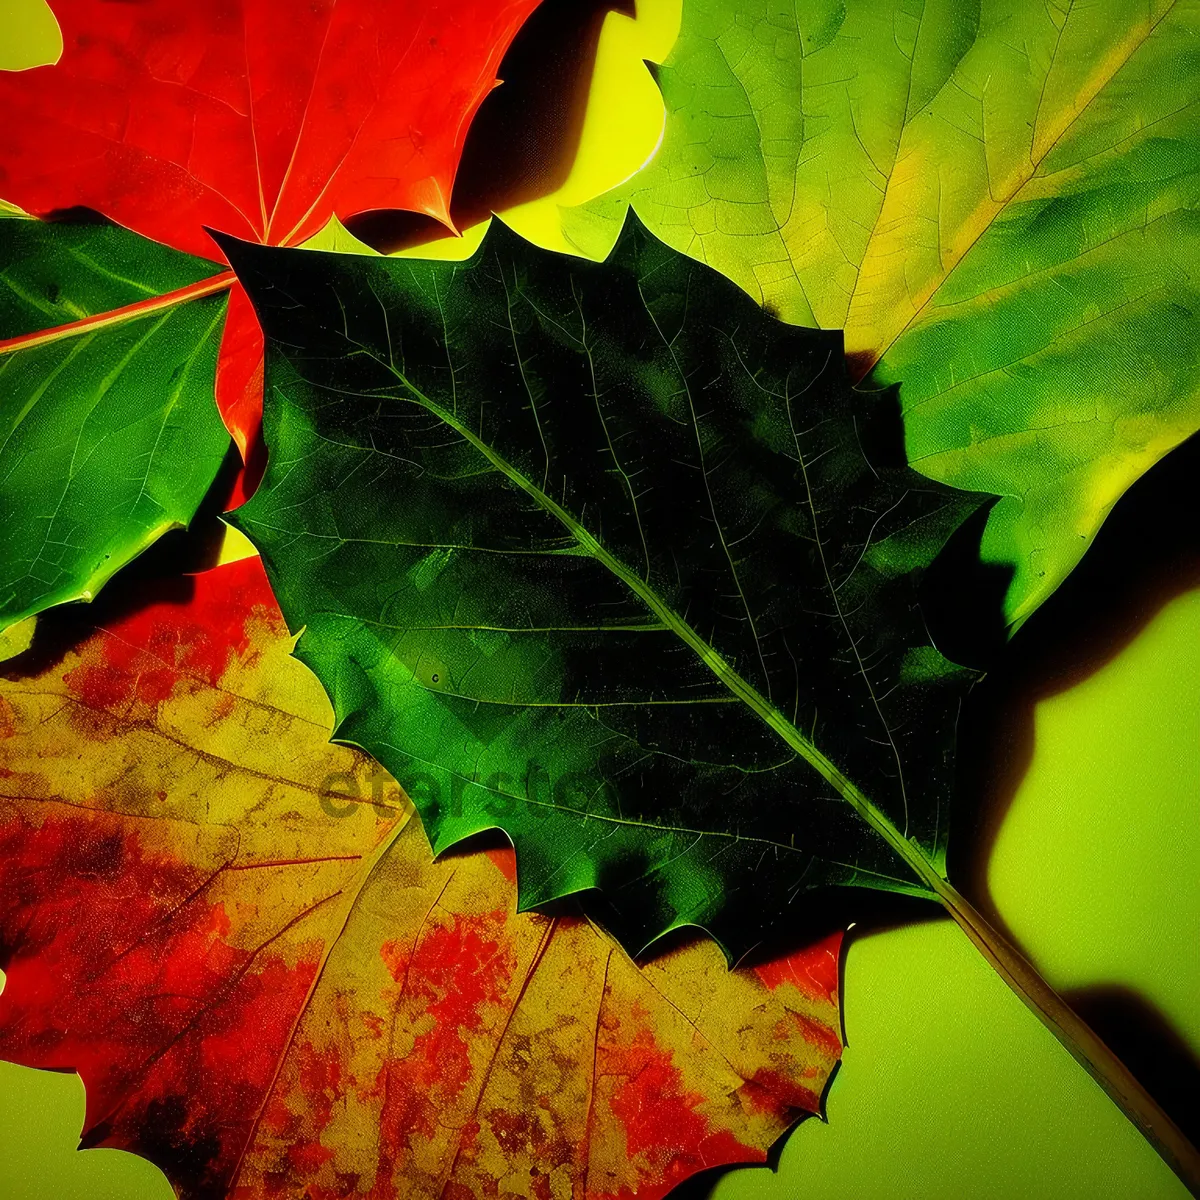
563 0 1200 631
0 0 542 629
220 216 1200 1191
220 215 982 953
0 555 844 1200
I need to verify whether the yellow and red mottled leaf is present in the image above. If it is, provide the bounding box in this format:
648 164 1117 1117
0 558 842 1198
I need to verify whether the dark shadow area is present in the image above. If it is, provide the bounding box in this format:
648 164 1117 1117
345 0 632 254
1063 985 1200 1148
920 499 1014 670
919 433 1200 683
343 207 448 256
947 425 1200 917
218 427 268 509
915 429 1200 1186
606 882 939 971
435 825 514 863
1 567 197 683
851 379 910 471
451 0 633 225
41 205 114 226
114 440 242 580
433 825 943 985
857 378 1017 666
729 890 942 975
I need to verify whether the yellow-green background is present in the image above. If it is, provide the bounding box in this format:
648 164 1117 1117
1 2 1196 1196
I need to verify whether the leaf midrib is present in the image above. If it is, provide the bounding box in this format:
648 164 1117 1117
313 332 944 896
0 271 234 358
849 0 1181 368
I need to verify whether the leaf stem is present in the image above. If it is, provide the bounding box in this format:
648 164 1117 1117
825 772 1200 1191
930 875 1200 1197
785 739 1200 1190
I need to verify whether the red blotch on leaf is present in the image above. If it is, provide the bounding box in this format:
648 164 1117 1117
753 929 841 1005
373 911 515 1173
0 808 325 1196
485 845 518 884
63 556 275 711
0 560 846 1198
598 1029 762 1200
739 1068 821 1121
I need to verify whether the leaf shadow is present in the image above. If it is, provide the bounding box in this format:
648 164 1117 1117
945 426 1200 920
930 427 1200 1159
1062 985 1200 1149
345 0 634 254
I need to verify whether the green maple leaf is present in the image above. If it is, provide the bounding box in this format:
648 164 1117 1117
0 214 230 633
563 0 1200 630
220 217 982 956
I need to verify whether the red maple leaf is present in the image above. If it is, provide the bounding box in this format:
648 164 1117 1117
0 0 542 490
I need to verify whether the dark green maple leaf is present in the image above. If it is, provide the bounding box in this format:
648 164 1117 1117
0 214 230 634
220 216 981 956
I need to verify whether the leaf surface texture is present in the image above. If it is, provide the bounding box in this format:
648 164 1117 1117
0 556 842 1198
0 215 229 631
225 219 981 954
565 0 1200 625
